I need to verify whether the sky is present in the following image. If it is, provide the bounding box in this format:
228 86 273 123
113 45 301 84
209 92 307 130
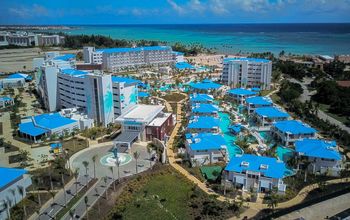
0 0 349 25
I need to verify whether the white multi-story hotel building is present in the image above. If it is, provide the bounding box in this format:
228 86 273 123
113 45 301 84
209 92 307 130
0 31 64 47
83 46 175 72
221 58 272 90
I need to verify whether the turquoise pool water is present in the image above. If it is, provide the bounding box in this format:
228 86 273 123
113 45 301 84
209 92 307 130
218 112 243 159
276 146 296 177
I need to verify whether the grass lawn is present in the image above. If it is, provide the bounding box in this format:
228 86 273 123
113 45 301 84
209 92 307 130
260 89 275 96
162 93 186 102
319 104 350 124
62 138 88 156
270 93 281 104
108 166 241 220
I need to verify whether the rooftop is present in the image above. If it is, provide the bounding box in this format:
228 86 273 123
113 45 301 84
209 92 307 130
53 54 75 61
190 93 214 103
223 57 271 63
0 167 28 189
246 96 272 106
185 133 227 151
188 79 222 90
273 120 316 135
97 46 171 54
60 69 88 78
295 139 341 160
19 122 48 136
0 96 13 102
111 76 140 85
188 116 220 129
225 154 286 179
116 104 164 124
228 88 257 96
34 113 78 130
255 107 290 119
148 113 172 127
138 91 149 98
191 103 219 114
7 73 31 80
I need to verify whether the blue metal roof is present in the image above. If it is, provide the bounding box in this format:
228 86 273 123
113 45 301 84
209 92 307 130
255 107 290 119
190 94 214 103
225 154 287 179
192 103 219 114
229 124 242 134
97 46 171 53
34 113 77 130
61 69 88 78
112 76 140 84
138 91 149 98
50 143 62 149
19 122 48 136
175 62 195 70
186 133 227 151
7 73 30 80
246 96 272 106
0 167 28 189
0 96 13 102
53 54 75 61
189 80 222 90
295 139 341 160
228 88 257 96
273 120 316 135
223 57 271 63
188 116 220 129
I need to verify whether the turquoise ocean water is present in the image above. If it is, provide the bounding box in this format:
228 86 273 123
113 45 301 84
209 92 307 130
53 23 350 55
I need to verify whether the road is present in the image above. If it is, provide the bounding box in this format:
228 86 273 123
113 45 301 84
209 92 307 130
287 77 350 133
277 191 350 220
38 176 92 220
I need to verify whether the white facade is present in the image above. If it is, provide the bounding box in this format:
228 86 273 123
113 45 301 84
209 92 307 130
0 31 64 47
222 58 272 90
83 46 175 72
112 79 138 118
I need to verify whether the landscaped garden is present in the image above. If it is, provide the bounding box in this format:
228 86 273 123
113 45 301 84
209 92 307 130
105 165 243 220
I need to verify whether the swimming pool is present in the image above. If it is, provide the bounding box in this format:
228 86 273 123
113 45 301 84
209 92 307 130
218 112 243 159
276 146 296 177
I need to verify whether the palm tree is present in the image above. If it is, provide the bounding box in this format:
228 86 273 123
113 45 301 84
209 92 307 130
48 169 54 191
84 196 89 220
92 155 97 179
94 188 101 215
69 209 75 220
73 168 79 196
109 166 116 191
147 146 153 169
17 186 27 217
32 175 42 206
82 161 89 188
10 188 16 204
116 159 121 183
133 151 140 174
61 172 67 207
49 190 55 207
103 176 108 200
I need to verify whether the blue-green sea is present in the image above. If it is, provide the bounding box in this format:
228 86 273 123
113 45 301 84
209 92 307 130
54 23 350 55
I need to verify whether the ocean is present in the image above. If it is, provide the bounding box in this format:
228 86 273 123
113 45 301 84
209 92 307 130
55 23 350 55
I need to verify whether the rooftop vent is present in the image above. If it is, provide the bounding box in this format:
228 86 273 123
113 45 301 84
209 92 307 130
260 164 269 170
241 161 249 167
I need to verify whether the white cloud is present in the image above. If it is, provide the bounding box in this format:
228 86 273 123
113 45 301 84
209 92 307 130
167 0 186 14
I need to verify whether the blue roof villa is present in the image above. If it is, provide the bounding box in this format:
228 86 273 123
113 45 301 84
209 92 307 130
189 93 214 104
227 88 257 105
224 154 287 193
187 116 220 133
191 103 219 116
0 167 32 220
188 79 222 92
295 139 343 176
18 113 79 143
253 107 290 130
245 96 272 113
271 120 317 146
0 96 14 108
185 133 227 166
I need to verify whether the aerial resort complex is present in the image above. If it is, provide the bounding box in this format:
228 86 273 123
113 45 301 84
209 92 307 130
0 16 350 220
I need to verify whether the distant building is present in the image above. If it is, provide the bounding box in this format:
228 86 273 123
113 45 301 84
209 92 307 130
318 55 334 63
336 80 350 88
221 58 272 90
295 139 343 176
0 73 32 89
0 167 32 220
187 116 220 133
0 31 64 47
172 51 185 63
271 120 317 146
83 46 176 72
224 154 287 193
185 133 227 166
335 55 350 63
